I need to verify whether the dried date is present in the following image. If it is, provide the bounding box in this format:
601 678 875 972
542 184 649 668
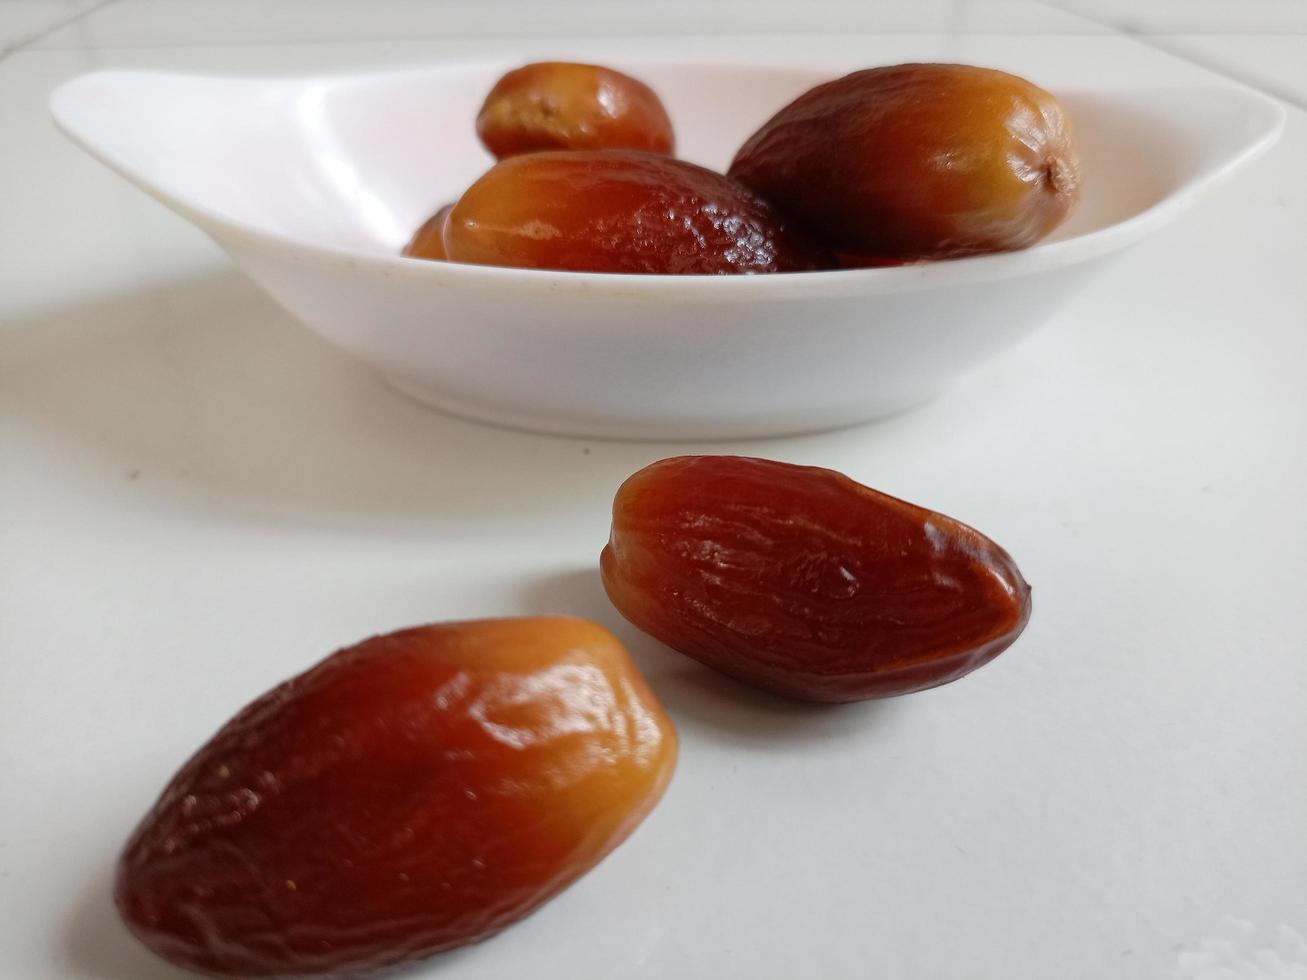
116 618 677 976
601 456 1031 701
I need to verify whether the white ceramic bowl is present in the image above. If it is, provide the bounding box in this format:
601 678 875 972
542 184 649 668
50 60 1283 439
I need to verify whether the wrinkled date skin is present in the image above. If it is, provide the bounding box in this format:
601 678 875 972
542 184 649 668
601 456 1032 702
477 61 675 158
116 618 677 976
445 150 826 274
729 63 1080 260
403 202 454 261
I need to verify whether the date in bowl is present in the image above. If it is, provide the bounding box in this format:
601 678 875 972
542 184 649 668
50 59 1282 439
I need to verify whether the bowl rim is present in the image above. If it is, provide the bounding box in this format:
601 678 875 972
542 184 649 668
49 59 1287 301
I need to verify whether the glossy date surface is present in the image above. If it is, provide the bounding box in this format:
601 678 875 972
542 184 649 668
477 61 675 158
116 618 677 976
729 63 1080 260
444 150 825 274
402 201 454 260
601 456 1032 702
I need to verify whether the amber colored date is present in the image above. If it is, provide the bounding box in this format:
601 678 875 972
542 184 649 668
601 456 1031 702
729 63 1080 260
477 62 675 158
444 150 825 274
403 202 454 260
116 618 677 976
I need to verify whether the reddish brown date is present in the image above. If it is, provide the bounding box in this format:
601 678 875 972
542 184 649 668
729 63 1080 260
477 61 675 158
444 150 825 274
116 618 677 976
403 202 454 260
601 456 1031 702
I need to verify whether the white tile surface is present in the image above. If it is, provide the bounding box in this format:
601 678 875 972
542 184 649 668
3 20 1307 980
1154 34 1307 107
25 0 1108 49
0 0 105 56
1051 0 1307 33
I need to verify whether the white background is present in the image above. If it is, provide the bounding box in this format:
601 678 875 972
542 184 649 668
2 2 1305 978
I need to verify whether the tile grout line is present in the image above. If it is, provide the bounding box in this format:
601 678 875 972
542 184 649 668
1038 0 1307 111
13 23 1307 55
0 0 117 65
3 2 1301 112
14 30 1134 54
1114 32 1307 112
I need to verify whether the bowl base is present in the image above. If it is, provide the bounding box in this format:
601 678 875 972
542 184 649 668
383 373 938 442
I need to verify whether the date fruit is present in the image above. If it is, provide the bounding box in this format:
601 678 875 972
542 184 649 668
444 150 825 274
116 618 677 976
477 61 675 158
729 63 1080 260
601 456 1031 702
403 202 454 261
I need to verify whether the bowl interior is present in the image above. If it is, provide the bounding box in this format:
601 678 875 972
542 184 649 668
51 61 1284 261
